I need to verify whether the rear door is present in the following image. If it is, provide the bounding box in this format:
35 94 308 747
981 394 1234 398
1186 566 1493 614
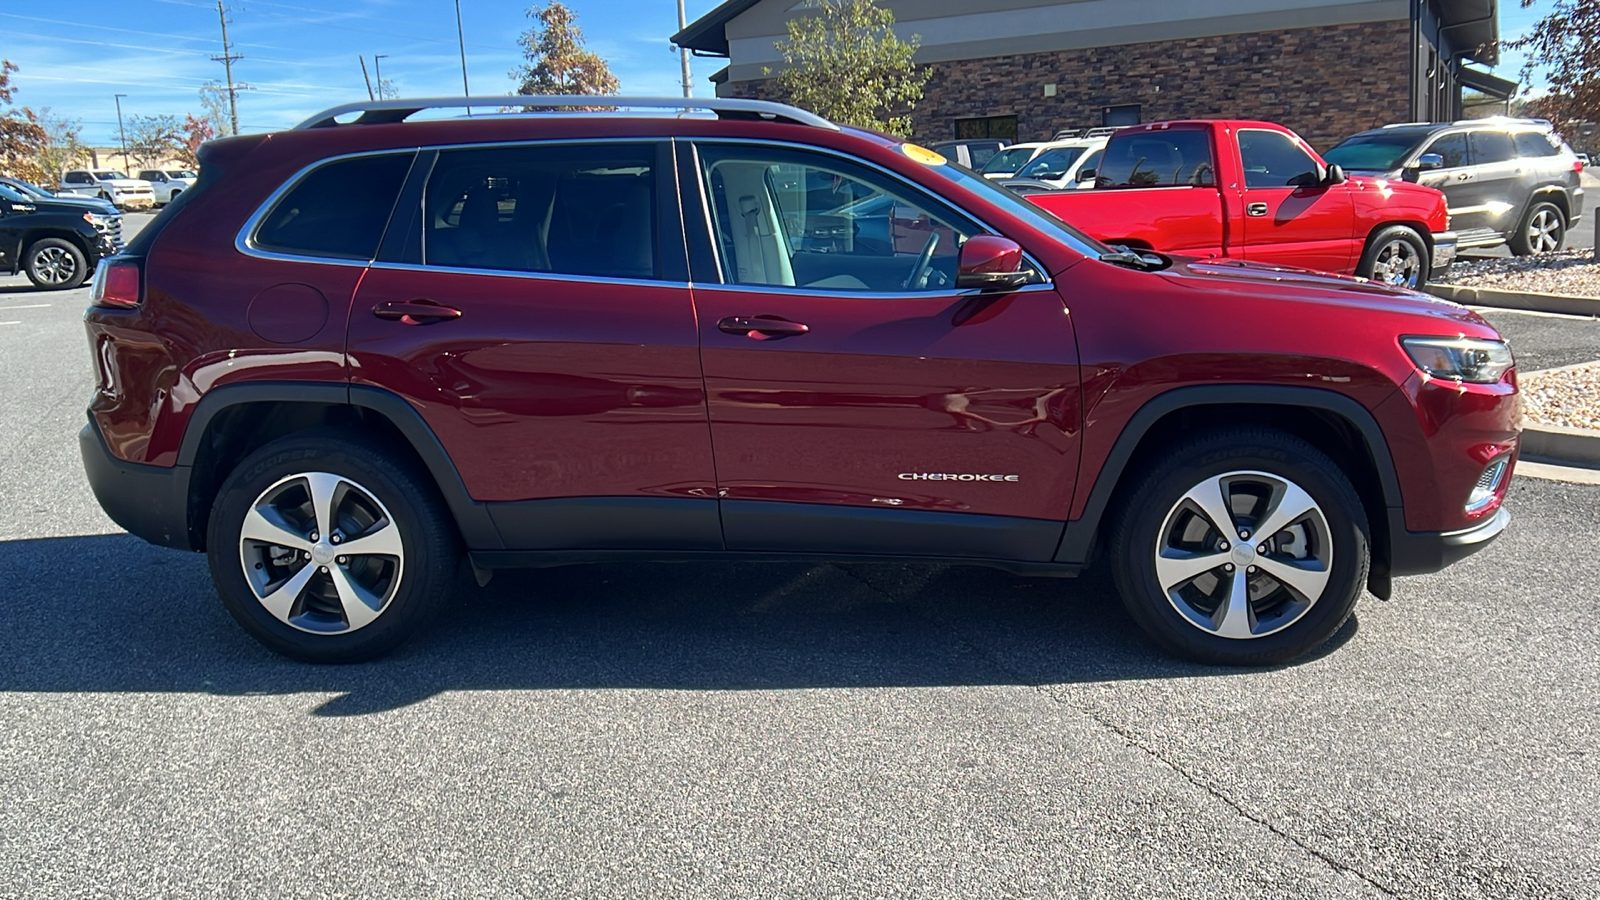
1467 129 1524 239
684 141 1080 561
345 140 720 551
1236 128 1356 273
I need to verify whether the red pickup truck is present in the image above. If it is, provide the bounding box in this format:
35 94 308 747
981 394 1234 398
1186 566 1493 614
1028 120 1456 289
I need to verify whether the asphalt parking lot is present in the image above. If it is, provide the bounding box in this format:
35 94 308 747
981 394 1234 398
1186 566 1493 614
2 214 1598 898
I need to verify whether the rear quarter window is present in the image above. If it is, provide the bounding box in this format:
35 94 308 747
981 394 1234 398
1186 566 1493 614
1095 131 1214 187
253 153 415 260
1513 131 1561 158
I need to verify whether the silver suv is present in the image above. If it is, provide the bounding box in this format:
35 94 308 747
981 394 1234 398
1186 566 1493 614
1324 118 1585 256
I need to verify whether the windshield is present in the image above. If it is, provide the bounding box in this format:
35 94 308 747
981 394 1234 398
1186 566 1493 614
0 184 26 203
924 157 1107 258
4 179 51 198
166 170 197 179
1017 147 1088 180
94 171 131 180
981 147 1036 175
1322 132 1426 172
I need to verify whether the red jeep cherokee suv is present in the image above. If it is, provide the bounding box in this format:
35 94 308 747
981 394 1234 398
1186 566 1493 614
80 97 1518 665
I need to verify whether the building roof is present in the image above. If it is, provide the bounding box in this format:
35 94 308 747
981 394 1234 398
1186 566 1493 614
671 0 761 56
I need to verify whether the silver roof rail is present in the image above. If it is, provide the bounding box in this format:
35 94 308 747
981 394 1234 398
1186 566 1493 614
292 95 839 131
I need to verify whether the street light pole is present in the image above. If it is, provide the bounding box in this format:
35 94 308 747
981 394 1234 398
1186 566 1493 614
677 0 691 98
374 54 388 100
454 0 471 100
113 93 129 170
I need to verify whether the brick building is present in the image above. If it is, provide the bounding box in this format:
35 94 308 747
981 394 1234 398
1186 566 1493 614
672 0 1506 150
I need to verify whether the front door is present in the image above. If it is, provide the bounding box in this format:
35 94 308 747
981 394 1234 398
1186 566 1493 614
346 141 720 551
1236 129 1356 274
684 142 1081 561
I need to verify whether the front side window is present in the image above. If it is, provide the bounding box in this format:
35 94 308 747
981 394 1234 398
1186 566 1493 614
1513 131 1561 158
1237 130 1321 188
981 146 1036 175
253 152 413 260
1423 133 1469 168
1017 147 1088 181
1470 130 1517 165
1095 131 1214 187
697 144 976 292
421 143 658 280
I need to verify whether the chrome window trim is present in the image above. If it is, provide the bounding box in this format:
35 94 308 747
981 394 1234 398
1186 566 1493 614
689 281 1060 301
684 136 1053 290
235 147 422 268
367 260 689 289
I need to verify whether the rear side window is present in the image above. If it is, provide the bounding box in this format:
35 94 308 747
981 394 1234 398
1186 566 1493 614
1238 130 1321 188
1470 131 1517 165
253 153 413 260
422 143 659 280
1423 133 1468 168
1513 131 1561 158
1095 131 1214 187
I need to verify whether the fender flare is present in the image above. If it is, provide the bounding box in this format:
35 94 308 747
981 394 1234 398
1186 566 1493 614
1054 384 1403 565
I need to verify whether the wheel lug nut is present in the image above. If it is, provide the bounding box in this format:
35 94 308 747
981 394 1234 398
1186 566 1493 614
1247 565 1257 573
1258 545 1267 554
1224 563 1234 572
1239 530 1250 539
337 556 347 564
310 532 318 542
331 535 341 544
1219 541 1230 551
319 566 327 573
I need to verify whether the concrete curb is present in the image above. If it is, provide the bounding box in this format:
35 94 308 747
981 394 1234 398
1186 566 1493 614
1522 423 1600 468
1426 283 1600 316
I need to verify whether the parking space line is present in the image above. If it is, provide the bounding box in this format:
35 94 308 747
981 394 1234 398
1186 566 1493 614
0 321 21 326
0 304 51 311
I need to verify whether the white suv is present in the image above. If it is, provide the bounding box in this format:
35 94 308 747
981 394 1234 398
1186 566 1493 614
999 137 1110 193
58 170 156 210
136 169 197 205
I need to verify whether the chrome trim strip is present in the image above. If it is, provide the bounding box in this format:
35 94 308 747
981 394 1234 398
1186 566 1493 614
366 260 688 289
688 281 1060 301
293 95 839 131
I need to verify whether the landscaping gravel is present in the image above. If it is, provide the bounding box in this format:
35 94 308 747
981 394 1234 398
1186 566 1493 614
1443 249 1600 298
1519 361 1600 431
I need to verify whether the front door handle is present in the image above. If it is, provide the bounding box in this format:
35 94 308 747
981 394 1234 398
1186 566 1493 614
373 298 463 325
1246 202 1269 217
717 315 809 339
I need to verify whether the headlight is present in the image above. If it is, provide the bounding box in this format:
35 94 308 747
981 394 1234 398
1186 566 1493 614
1401 336 1514 384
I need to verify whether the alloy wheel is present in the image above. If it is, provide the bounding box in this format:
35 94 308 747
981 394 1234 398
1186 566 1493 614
30 246 78 286
1153 470 1333 640
1371 239 1421 287
238 472 405 634
1526 208 1562 253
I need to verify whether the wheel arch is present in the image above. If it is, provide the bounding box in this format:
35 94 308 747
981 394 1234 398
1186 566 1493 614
1364 220 1434 254
176 383 501 552
23 228 95 260
1524 187 1570 221
1055 385 1402 597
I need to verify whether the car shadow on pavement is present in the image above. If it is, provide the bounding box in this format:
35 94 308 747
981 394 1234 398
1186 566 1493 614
0 284 50 295
0 533 1356 715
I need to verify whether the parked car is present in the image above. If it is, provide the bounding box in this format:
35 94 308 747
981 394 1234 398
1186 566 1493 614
57 169 155 210
1028 119 1456 288
1000 136 1109 192
1578 152 1591 167
80 97 1516 667
1323 118 1585 256
0 174 120 217
981 129 1119 181
0 182 122 289
930 139 1004 170
137 168 198 205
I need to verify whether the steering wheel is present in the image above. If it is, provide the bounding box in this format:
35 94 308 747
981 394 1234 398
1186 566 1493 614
901 232 940 290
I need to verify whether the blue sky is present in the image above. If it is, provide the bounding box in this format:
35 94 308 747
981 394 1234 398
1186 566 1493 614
0 0 1554 147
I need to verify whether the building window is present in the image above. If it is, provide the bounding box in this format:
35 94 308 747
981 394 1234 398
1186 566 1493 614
1101 104 1141 127
954 115 1017 143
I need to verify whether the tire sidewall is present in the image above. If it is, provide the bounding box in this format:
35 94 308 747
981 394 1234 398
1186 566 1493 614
24 238 87 290
1512 201 1564 256
206 437 454 663
1359 225 1428 289
1112 434 1369 666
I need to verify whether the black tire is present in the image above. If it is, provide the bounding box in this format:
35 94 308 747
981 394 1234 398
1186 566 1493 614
206 432 459 663
1355 225 1429 289
1109 428 1370 666
22 237 89 290
1508 200 1565 256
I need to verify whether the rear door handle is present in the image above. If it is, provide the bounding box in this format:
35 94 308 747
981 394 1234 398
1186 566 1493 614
1246 202 1269 217
717 316 809 339
373 298 463 325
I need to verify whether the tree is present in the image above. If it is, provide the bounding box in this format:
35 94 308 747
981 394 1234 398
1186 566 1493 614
179 114 215 168
769 0 929 136
511 3 619 96
31 108 88 180
0 60 48 182
125 114 184 168
200 81 234 138
1506 0 1600 128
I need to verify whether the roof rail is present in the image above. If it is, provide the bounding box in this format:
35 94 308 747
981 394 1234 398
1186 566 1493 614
1450 115 1553 128
1084 127 1119 138
292 95 839 131
1051 128 1085 140
1380 121 1434 128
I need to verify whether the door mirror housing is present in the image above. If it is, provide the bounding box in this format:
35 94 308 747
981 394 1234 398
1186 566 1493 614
1414 153 1445 171
1075 167 1097 183
956 234 1031 291
1322 163 1347 186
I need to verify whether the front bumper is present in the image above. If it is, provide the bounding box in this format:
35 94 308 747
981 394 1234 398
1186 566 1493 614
1430 230 1457 275
79 419 195 551
1387 505 1510 576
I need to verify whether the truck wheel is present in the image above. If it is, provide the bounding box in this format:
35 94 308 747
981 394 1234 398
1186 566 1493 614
23 237 89 290
1509 201 1565 256
206 432 460 663
1356 226 1428 289
1109 428 1369 666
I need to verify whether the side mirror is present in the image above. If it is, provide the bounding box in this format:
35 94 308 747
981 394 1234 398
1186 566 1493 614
1075 167 1097 183
1414 153 1444 171
956 234 1030 291
1322 163 1347 186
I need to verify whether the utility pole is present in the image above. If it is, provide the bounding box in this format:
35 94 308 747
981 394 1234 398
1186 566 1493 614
374 54 388 100
454 0 471 104
676 0 691 98
359 56 375 101
212 1 242 134
113 94 129 169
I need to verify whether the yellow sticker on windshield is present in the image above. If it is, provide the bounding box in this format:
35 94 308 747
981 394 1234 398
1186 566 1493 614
901 143 948 166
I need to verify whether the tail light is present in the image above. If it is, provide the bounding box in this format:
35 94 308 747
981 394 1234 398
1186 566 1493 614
90 258 142 309
1576 158 1586 174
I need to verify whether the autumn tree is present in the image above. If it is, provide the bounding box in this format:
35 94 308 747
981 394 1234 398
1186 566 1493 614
199 81 234 138
769 0 929 136
1507 0 1600 127
0 60 47 182
179 114 215 168
512 3 619 96
125 114 184 168
31 108 88 180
